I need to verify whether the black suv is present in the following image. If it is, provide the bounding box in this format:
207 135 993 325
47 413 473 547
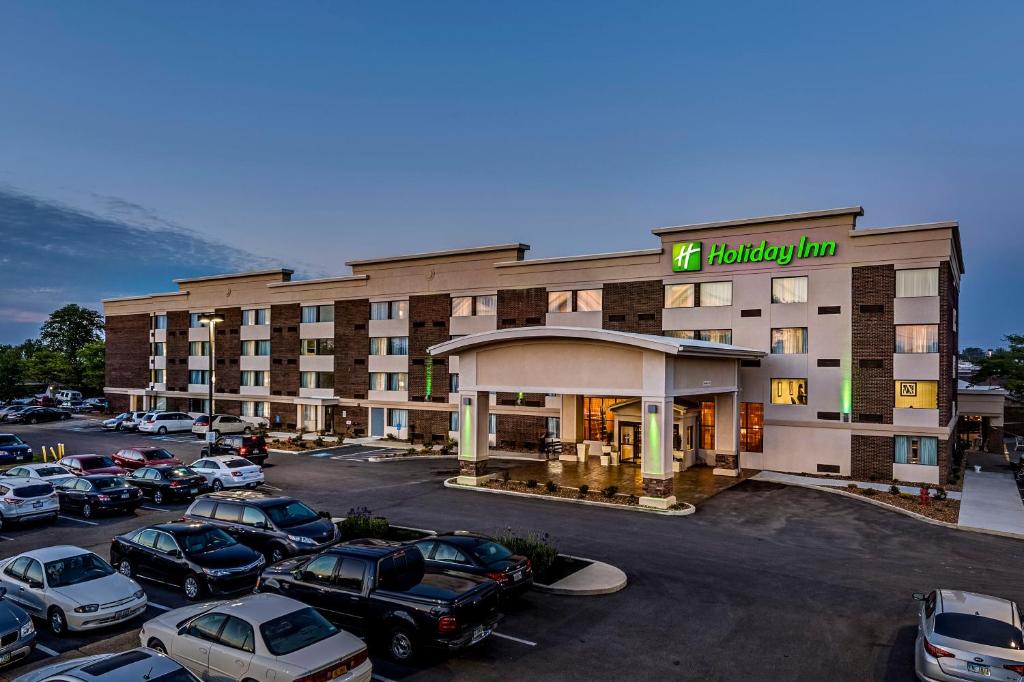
201 435 269 466
182 491 337 563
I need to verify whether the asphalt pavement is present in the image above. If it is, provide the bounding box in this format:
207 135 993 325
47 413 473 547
1 416 1023 680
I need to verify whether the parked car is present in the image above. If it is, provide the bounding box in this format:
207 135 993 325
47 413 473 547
182 491 337 563
139 593 372 682
57 454 128 476
12 647 200 682
54 390 82 403
84 397 110 412
0 434 33 463
112 446 182 471
2 464 74 487
7 407 70 425
138 412 194 434
414 532 533 600
0 587 35 670
126 465 208 505
0 479 59 530
192 414 253 439
102 413 133 431
110 522 265 600
122 411 150 431
188 456 264 491
56 475 143 518
0 546 146 635
914 589 1024 681
60 401 95 414
257 540 500 662
0 407 32 423
200 435 269 466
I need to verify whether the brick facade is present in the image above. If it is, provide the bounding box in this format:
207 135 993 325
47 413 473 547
496 287 547 329
495 413 548 452
270 401 296 430
270 304 300 398
851 265 895 424
642 477 674 498
108 394 130 414
214 307 242 396
851 434 892 481
408 408 452 444
460 460 487 477
715 453 739 469
165 311 190 392
334 299 369 400
165 396 187 412
216 399 241 416
408 294 450 403
104 313 150 390
602 280 663 334
938 261 958 426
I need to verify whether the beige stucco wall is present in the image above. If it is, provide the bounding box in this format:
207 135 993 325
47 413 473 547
472 341 647 396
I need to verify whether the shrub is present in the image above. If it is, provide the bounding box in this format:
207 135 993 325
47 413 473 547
863 488 877 497
602 485 619 498
899 492 915 501
933 486 948 501
526 479 538 489
439 438 457 456
868 473 879 482
314 436 325 448
578 484 589 497
340 507 390 540
496 529 558 578
627 494 640 504
889 484 901 495
846 483 859 490
545 480 558 493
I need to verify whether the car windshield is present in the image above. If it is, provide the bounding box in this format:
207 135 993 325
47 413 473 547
259 607 338 656
44 553 115 587
467 540 513 563
93 477 129 490
164 467 196 479
34 467 67 478
145 449 175 461
178 527 237 554
114 413 130 419
264 501 319 528
224 459 251 469
0 435 23 446
81 457 116 470
935 613 1024 649
13 483 53 498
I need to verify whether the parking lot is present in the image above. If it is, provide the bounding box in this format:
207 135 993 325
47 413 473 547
1 416 1023 680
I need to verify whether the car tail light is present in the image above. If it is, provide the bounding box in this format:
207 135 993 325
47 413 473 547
485 570 509 583
169 480 183 487
97 495 111 501
239 447 249 455
1006 664 1024 674
923 638 954 659
526 559 532 571
3 496 23 506
292 649 368 682
438 616 458 633
231 471 242 477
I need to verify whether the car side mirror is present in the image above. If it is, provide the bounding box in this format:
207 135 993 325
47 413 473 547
912 592 925 601
28 580 42 589
0 586 7 599
318 511 330 519
169 549 182 558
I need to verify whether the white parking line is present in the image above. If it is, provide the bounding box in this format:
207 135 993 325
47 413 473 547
260 484 283 492
139 505 166 512
148 602 172 611
36 644 59 657
371 676 398 682
0 535 12 542
59 515 98 526
492 631 537 647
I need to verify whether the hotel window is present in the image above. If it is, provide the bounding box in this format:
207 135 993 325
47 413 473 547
452 295 497 317
701 329 732 344
664 282 732 308
151 314 167 330
189 313 204 328
301 304 334 323
449 411 459 432
489 413 497 435
300 338 334 356
369 372 386 391
699 401 715 449
546 417 561 439
771 327 808 354
300 371 335 389
575 289 602 312
739 402 763 453
451 297 473 317
189 370 209 385
449 373 460 392
241 308 269 326
189 399 210 414
388 337 409 355
151 369 165 384
547 291 572 313
154 397 167 411
664 284 695 309
370 372 407 391
771 276 808 304
771 379 808 405
151 341 165 357
895 435 938 465
370 301 407 321
189 341 210 356
894 380 938 409
896 325 938 353
896 268 939 298
582 397 617 442
388 409 408 430
700 281 733 307
476 294 497 315
241 370 268 387
243 340 273 356
241 401 269 418
548 289 602 313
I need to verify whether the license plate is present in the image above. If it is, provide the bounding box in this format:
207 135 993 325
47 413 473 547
512 570 523 581
32 501 42 508
966 662 990 675
189 488 197 494
114 608 131 619
0 652 10 664
471 626 490 644
121 494 128 499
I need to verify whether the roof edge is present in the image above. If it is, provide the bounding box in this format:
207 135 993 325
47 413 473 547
102 291 187 304
851 221 964 274
346 243 530 267
267 274 369 288
173 268 294 285
495 247 662 268
652 206 864 236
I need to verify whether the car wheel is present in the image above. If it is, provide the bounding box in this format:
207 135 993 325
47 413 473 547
268 545 287 564
60 413 69 420
147 638 167 654
212 479 224 492
115 424 123 432
157 426 167 435
183 573 202 600
387 625 418 662
48 607 67 635
243 427 252 434
27 418 37 425
82 502 93 519
118 559 133 578
153 490 164 505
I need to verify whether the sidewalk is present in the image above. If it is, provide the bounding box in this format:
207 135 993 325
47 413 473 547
753 471 962 499
958 468 1024 537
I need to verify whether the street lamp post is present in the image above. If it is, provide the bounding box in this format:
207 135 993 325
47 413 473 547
199 313 224 437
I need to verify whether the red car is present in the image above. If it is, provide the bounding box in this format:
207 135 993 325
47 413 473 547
57 454 128 476
111 447 182 471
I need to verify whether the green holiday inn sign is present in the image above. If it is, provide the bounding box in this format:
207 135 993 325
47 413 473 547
672 236 837 272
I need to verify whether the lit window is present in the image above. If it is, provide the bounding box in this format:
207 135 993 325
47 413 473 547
547 291 571 313
369 373 386 391
771 276 808 304
301 305 334 323
189 370 209 385
664 330 696 339
387 373 407 391
242 309 268 325
771 379 808 405
896 325 938 353
300 372 334 389
771 328 808 354
189 341 210 356
189 313 204 328
301 339 332 355
700 329 732 344
388 409 408 429
895 381 938 409
575 289 602 312
896 268 939 297
451 297 473 317
546 417 561 439
370 301 407 320
699 401 715 449
895 435 938 465
699 282 733 307
151 315 167 330
475 295 497 315
739 403 763 452
664 284 695 309
241 371 267 387
388 337 408 355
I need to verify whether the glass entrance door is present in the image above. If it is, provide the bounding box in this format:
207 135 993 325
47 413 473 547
619 423 641 462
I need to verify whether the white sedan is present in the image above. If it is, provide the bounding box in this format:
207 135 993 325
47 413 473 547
0 546 147 635
1 464 75 488
188 456 264 491
140 593 372 682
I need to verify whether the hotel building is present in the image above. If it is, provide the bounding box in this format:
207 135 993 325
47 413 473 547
104 206 964 505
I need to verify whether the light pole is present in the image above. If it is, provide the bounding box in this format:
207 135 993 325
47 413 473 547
198 314 224 433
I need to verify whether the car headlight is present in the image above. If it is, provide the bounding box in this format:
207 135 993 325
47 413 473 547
73 604 99 613
203 567 230 577
19 620 33 637
133 589 145 600
287 534 316 545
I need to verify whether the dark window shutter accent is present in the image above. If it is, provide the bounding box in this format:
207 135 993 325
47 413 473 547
230 328 239 334
432 320 446 328
286 359 296 365
816 464 841 473
740 359 761 368
525 317 542 325
273 326 283 333
272 359 283 365
431 396 447 403
354 358 365 365
411 358 424 366
817 305 841 315
740 309 761 318
637 313 656 321
817 411 841 421
607 314 626 323
287 326 297 333
411 395 424 402
216 359 226 365
229 359 238 365
525 399 543 407
354 393 366 400
354 323 366 331
817 358 840 367
501 318 516 326
272 390 282 396
286 391 297 397
217 329 226 336
412 321 426 329
857 413 883 423
859 358 884 369
859 304 884 314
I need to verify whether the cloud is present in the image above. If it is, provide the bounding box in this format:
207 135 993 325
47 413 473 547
0 308 48 324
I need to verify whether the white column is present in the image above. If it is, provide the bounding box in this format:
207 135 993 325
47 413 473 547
639 396 677 509
713 391 741 477
457 390 491 485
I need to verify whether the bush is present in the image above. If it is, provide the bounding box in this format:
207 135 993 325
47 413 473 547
602 485 619 498
863 488 877 496
496 529 558 578
578 484 589 497
899 492 916 501
868 473 879 482
933 486 948 501
439 438 457 456
846 483 859 490
526 479 538 489
889 484 901 495
314 436 325 448
545 480 558 493
340 507 390 540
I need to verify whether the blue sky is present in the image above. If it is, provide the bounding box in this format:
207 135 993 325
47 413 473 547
0 1 1020 347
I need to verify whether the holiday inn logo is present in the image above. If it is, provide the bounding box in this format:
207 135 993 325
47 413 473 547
672 241 702 272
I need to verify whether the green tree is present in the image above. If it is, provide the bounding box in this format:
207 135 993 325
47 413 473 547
22 348 72 386
973 335 1024 401
961 346 987 363
78 339 106 395
39 304 103 386
0 345 24 400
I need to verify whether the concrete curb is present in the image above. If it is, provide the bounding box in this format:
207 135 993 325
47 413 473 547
442 478 695 516
533 555 628 596
367 454 457 463
266 445 352 456
754 471 962 499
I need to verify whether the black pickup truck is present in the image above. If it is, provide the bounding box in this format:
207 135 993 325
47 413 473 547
256 539 501 662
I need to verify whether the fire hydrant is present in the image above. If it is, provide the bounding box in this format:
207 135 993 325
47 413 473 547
919 486 929 506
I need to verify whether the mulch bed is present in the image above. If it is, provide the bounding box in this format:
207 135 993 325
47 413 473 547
793 472 963 493
268 439 341 452
485 479 641 507
842 486 960 523
536 554 591 585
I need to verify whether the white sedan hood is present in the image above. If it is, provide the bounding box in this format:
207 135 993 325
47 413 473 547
52 573 140 606
274 630 366 677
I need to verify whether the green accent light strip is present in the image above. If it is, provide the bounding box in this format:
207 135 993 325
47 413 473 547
647 409 661 472
460 403 473 460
